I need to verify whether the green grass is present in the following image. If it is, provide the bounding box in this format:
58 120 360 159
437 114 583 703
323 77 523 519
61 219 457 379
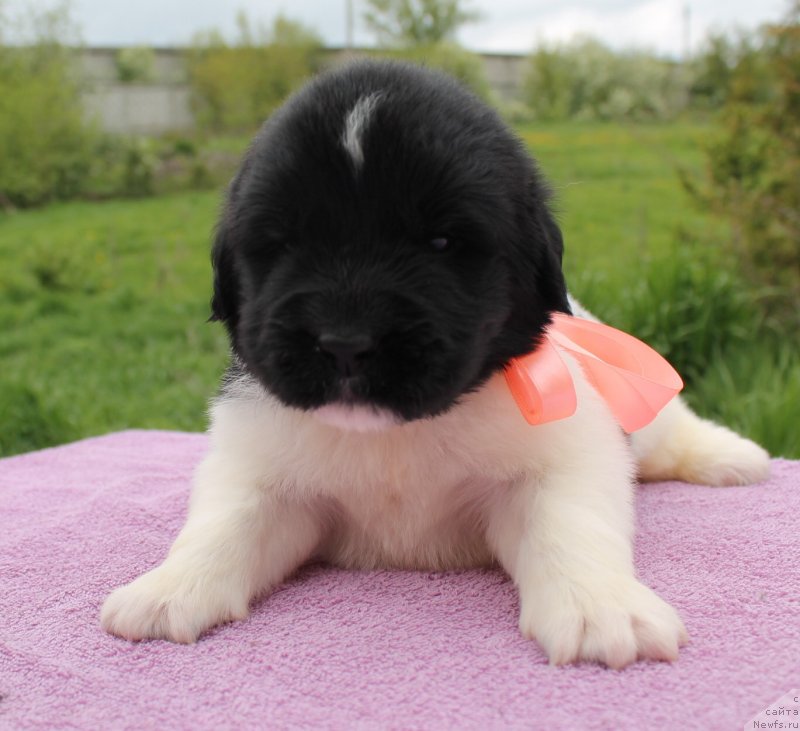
519 121 723 283
0 192 230 454
1 121 797 458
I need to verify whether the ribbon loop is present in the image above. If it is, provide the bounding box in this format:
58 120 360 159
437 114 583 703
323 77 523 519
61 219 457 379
505 314 683 433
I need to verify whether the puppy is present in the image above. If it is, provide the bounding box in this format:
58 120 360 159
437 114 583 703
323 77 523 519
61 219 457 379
101 60 770 667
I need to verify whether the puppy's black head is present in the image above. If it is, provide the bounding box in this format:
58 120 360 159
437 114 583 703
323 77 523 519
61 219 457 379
212 60 570 424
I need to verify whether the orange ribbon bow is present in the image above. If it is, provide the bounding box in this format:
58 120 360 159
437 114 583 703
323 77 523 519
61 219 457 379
504 314 684 433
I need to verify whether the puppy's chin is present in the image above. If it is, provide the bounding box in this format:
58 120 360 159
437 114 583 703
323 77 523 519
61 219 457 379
313 403 400 433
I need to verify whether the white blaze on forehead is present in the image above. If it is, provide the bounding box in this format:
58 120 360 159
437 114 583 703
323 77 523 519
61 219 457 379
341 93 382 168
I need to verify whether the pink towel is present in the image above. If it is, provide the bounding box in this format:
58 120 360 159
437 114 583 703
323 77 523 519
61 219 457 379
0 430 797 730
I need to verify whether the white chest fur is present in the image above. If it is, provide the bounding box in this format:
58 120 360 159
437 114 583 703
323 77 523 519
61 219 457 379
207 363 627 570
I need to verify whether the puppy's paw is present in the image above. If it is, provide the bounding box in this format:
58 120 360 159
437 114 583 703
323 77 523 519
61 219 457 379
672 424 771 487
520 576 688 669
100 564 249 643
634 398 770 486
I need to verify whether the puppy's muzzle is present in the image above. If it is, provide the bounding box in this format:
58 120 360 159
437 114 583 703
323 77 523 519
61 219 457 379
317 331 375 378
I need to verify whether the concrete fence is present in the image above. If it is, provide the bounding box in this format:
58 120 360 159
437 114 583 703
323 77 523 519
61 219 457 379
80 47 528 135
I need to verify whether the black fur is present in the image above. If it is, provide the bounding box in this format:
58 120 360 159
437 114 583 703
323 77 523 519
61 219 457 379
211 60 570 422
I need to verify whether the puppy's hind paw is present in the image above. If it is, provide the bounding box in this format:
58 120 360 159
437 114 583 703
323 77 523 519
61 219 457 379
635 398 771 487
679 426 770 487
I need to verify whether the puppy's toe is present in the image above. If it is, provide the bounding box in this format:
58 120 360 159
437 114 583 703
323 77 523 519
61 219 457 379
578 604 639 669
519 601 585 666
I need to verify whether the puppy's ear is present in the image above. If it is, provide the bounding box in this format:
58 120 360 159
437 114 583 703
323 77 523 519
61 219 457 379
209 216 240 330
541 206 565 265
530 198 572 316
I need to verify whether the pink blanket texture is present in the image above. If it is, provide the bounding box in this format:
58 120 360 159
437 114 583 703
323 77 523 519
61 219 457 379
0 430 798 730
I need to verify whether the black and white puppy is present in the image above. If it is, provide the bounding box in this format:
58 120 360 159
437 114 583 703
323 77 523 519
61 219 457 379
101 61 770 668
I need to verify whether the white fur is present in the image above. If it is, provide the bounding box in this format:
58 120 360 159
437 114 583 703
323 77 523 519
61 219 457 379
632 396 770 486
341 93 381 168
101 304 770 667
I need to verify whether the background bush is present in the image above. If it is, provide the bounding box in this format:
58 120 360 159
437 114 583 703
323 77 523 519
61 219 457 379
187 13 323 134
682 2 800 325
0 4 96 207
688 31 773 109
573 244 767 387
0 6 233 207
115 45 155 83
523 37 688 121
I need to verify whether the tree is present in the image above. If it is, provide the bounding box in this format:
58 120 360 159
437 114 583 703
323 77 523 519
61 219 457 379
363 0 479 46
683 2 800 318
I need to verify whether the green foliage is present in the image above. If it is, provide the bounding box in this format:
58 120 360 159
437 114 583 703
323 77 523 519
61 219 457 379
683 2 800 321
573 244 770 388
1 122 795 459
684 342 800 458
0 5 206 207
76 134 238 200
689 31 773 109
0 381 75 456
363 0 480 46
573 247 798 457
523 38 688 121
373 42 490 100
363 0 487 97
187 13 323 133
523 120 796 457
115 45 156 83
0 3 96 207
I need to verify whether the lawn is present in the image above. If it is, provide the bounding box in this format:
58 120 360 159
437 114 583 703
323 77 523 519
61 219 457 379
0 192 229 454
521 120 721 281
1 121 797 458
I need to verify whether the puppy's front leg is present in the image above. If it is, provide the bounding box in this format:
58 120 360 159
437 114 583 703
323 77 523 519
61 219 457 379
101 451 320 643
486 458 688 669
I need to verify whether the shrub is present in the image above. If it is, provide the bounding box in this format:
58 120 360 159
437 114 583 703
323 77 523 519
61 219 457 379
523 38 688 121
570 241 797 456
0 4 97 207
187 13 323 133
115 45 156 83
686 341 800 457
572 244 769 388
81 134 237 199
0 381 75 456
688 31 773 109
682 2 800 322
84 136 158 198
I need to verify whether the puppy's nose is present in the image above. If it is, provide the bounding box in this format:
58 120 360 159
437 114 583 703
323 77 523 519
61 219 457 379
317 332 374 377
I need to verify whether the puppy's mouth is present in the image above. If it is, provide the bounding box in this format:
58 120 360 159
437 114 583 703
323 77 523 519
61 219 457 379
313 402 400 432
312 376 400 432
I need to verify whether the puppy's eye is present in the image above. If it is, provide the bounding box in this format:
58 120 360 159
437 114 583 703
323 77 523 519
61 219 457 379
430 237 450 251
